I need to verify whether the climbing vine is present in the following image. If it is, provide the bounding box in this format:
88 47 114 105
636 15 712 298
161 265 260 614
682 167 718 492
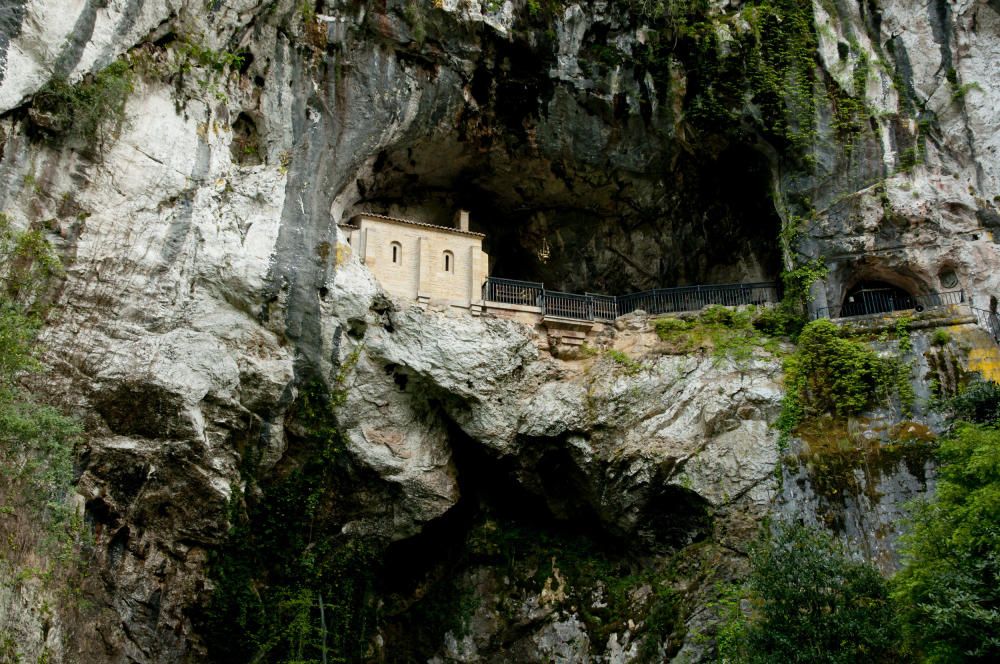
198 464 381 663
463 516 689 661
778 319 913 435
782 260 827 311
623 0 820 161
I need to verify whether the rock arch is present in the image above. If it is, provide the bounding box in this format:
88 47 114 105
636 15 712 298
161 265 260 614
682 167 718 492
824 257 935 317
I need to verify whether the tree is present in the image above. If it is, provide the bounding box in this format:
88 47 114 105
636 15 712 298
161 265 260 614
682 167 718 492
893 423 1000 662
718 521 902 663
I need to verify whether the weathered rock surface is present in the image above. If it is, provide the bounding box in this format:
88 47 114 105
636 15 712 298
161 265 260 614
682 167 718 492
0 0 998 661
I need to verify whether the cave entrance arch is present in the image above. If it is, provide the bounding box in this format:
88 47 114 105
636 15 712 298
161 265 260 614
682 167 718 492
345 135 782 296
841 281 916 317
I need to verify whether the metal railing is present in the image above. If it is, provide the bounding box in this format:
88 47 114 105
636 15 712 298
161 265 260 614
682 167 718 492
587 293 618 321
972 307 1000 344
481 277 781 323
617 282 780 317
542 291 593 320
813 289 966 320
482 276 544 308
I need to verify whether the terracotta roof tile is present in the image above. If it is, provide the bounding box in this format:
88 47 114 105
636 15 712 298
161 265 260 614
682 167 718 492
350 212 485 238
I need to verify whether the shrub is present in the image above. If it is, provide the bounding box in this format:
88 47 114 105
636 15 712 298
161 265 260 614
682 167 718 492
654 306 783 363
0 213 62 385
175 39 246 74
29 59 134 155
930 329 951 347
751 305 799 337
718 521 902 663
655 316 693 341
606 349 641 375
0 213 81 566
0 213 63 307
945 379 1000 425
893 423 1000 661
0 397 81 530
0 303 39 391
699 304 734 327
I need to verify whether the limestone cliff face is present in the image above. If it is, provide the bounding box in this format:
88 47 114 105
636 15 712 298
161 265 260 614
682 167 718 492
0 1 998 662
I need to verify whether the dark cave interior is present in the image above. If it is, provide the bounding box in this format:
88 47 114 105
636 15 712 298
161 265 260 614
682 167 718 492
347 137 783 296
840 280 916 317
374 415 710 661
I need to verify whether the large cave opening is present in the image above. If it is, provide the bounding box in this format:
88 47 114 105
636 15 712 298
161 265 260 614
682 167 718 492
375 418 711 661
346 134 783 296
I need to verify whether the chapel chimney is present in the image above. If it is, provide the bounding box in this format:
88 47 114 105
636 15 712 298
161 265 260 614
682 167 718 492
456 209 470 232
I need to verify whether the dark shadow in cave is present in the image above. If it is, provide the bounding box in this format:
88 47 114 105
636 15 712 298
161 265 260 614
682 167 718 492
840 280 916 317
348 137 782 296
376 413 711 661
230 112 262 167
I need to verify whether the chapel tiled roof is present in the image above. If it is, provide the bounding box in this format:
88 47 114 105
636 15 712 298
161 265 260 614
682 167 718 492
347 212 485 238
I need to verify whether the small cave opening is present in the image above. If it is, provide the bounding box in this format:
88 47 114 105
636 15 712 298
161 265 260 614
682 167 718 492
230 112 262 167
348 135 782 296
375 421 709 660
107 525 130 568
841 280 916 317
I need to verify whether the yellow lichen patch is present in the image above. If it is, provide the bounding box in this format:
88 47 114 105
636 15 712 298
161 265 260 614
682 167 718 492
939 325 1000 383
335 241 352 267
967 347 1000 382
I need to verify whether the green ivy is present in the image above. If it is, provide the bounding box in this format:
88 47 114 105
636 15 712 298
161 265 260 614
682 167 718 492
625 0 820 161
779 319 913 434
198 447 381 663
781 258 828 316
465 517 688 660
894 316 913 355
197 346 375 663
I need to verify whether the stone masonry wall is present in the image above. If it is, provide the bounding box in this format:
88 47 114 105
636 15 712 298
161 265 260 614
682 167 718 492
356 216 488 308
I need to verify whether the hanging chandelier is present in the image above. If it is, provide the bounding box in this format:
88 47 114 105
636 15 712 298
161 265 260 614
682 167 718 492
536 237 551 264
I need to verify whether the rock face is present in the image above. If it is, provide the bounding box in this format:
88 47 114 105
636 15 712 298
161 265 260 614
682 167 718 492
0 0 999 661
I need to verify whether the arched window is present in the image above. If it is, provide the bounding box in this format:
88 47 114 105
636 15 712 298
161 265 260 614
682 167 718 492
443 250 454 273
390 241 402 265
